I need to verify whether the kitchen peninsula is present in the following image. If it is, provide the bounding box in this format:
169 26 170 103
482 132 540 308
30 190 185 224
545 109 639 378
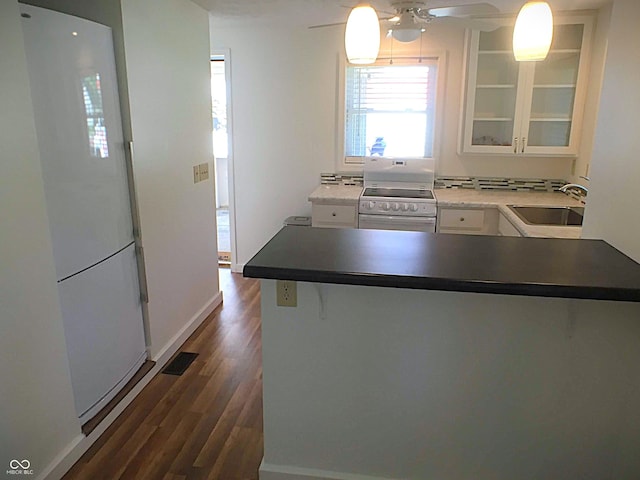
245 227 640 480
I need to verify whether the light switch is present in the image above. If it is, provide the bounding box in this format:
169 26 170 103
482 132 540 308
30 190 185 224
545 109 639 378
193 165 200 183
199 162 209 181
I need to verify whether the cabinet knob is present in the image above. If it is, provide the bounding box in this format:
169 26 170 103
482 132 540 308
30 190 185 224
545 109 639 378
332 212 336 217
460 217 465 222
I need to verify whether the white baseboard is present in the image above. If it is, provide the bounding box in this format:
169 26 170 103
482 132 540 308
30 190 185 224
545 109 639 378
259 461 398 480
151 291 223 366
36 434 84 480
41 291 224 480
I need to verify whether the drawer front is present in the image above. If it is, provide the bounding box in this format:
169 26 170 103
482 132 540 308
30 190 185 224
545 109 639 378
312 204 357 228
438 208 485 230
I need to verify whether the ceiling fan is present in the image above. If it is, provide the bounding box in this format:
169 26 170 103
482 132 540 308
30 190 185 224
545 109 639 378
310 2 500 40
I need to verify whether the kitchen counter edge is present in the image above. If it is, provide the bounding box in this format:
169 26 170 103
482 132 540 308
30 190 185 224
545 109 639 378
243 227 640 303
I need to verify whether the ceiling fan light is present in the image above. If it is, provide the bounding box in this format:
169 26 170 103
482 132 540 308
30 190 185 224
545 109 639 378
389 11 421 43
513 1 554 61
345 4 380 64
391 27 422 42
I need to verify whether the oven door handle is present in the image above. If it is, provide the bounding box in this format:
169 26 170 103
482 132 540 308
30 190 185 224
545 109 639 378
359 214 436 224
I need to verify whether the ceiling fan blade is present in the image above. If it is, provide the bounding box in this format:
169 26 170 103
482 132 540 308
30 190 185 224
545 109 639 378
308 21 347 29
432 15 500 31
428 3 500 18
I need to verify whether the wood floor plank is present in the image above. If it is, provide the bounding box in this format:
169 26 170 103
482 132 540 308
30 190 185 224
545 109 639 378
193 377 256 468
63 270 263 480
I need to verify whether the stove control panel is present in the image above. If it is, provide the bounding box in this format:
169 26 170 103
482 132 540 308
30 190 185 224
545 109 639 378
359 200 437 217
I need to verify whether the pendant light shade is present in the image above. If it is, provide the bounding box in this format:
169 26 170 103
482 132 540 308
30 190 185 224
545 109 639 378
345 4 380 64
513 1 554 61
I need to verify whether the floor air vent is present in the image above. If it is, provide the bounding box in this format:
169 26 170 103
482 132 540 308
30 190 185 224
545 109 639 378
162 352 198 376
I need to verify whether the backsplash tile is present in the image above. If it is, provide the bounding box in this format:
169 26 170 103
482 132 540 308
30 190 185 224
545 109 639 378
321 173 363 186
435 176 567 193
321 173 573 195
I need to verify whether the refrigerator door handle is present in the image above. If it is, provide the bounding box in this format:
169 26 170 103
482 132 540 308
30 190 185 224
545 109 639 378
127 141 149 304
135 245 149 304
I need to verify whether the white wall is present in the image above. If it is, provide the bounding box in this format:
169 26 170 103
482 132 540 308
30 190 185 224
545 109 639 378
210 14 607 266
581 0 640 263
0 0 82 474
210 25 340 268
121 0 220 358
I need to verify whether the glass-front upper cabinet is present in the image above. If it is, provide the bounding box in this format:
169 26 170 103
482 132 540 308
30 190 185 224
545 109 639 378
461 16 593 156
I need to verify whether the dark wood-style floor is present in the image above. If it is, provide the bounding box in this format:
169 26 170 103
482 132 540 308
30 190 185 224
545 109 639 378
63 269 263 480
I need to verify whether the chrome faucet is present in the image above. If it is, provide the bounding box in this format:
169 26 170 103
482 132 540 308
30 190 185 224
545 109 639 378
559 183 588 195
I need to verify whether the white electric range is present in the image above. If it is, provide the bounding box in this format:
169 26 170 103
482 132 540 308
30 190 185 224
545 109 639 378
358 157 437 232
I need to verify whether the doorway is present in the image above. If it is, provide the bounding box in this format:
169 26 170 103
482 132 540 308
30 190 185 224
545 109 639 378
211 53 234 266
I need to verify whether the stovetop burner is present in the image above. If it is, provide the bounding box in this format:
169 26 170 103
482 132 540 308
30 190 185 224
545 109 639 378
362 187 434 200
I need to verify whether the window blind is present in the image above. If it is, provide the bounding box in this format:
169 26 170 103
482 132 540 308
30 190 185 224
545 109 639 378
345 59 438 162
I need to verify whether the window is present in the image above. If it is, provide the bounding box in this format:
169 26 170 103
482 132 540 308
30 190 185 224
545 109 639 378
344 58 439 164
210 58 228 159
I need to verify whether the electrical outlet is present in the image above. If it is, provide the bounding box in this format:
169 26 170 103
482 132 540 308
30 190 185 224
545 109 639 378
193 165 200 183
199 162 209 181
277 280 297 307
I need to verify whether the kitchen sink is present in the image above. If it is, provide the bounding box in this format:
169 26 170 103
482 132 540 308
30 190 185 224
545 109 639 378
508 205 585 226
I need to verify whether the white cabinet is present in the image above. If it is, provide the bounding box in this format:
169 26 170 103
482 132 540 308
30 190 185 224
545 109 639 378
312 203 358 228
498 213 522 237
437 207 498 235
461 16 593 156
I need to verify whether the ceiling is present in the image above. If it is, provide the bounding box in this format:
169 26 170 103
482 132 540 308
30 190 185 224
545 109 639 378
196 0 611 27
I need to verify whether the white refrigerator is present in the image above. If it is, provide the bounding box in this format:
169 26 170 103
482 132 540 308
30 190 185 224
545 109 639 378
21 5 147 424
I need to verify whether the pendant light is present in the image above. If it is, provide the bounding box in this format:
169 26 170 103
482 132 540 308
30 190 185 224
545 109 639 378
513 1 554 61
345 4 380 64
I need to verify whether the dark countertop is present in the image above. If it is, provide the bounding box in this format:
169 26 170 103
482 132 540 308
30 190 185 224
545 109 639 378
243 227 640 302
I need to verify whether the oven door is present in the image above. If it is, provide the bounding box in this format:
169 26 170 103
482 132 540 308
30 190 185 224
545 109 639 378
358 214 436 233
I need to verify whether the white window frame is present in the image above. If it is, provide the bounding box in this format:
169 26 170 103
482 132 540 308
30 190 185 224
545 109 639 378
335 52 447 173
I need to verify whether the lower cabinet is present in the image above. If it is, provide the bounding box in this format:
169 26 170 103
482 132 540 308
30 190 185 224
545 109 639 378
437 207 499 235
311 203 358 229
311 203 522 235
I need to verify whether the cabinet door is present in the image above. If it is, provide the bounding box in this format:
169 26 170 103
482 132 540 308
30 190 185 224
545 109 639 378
462 16 593 157
522 22 590 155
462 26 528 154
